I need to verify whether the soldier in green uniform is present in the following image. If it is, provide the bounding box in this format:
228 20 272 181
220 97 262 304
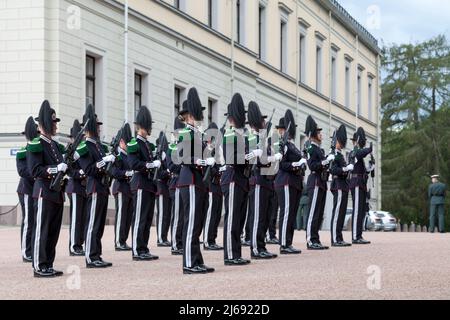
428 175 447 233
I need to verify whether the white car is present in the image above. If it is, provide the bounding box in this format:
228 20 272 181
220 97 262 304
370 211 397 231
365 211 384 231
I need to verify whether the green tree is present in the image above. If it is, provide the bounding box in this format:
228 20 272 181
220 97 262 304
381 35 450 229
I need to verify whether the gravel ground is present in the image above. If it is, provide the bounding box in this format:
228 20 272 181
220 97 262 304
0 226 449 300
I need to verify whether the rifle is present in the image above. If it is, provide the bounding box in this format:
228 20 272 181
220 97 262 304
50 119 90 192
152 125 168 180
203 118 228 183
369 146 375 188
251 108 276 173
280 121 292 155
322 130 337 182
102 122 126 187
300 135 311 176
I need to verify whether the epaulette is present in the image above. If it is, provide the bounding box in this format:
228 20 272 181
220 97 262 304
127 138 138 154
76 141 88 157
27 137 43 153
223 128 236 144
168 143 177 155
102 143 109 154
16 146 27 160
58 142 66 154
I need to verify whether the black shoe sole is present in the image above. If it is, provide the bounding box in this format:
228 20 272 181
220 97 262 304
280 251 302 255
22 258 32 263
171 252 183 256
33 273 57 278
183 270 208 275
86 264 109 269
69 253 85 256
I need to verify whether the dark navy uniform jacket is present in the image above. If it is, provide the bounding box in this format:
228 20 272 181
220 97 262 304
65 161 87 196
176 126 208 191
330 150 349 192
349 144 372 191
77 137 109 196
274 140 303 191
27 135 65 203
249 133 277 190
209 164 223 196
16 147 34 195
127 135 157 193
306 142 328 191
221 127 250 192
156 149 170 197
111 148 132 196
166 142 181 191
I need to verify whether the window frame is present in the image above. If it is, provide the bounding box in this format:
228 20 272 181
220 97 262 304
85 54 96 107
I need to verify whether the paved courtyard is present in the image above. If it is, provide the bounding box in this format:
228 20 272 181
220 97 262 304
0 225 449 300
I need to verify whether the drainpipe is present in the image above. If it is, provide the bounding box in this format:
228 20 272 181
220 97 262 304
124 0 129 123
230 0 235 96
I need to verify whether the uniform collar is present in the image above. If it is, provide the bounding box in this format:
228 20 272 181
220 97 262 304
311 141 320 147
40 134 52 144
336 149 342 154
137 135 147 142
86 137 97 144
118 147 127 155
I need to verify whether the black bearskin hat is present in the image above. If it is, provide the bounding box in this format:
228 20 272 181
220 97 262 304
36 100 59 135
304 115 322 138
121 123 133 144
69 119 82 139
174 116 185 130
284 109 297 139
82 104 102 137
351 127 366 147
247 101 266 130
22 116 39 141
276 117 286 129
187 87 205 121
335 124 347 148
225 93 246 129
179 100 189 117
156 131 168 152
134 105 153 133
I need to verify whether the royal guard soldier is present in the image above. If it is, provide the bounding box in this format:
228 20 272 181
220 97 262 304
349 127 373 244
77 104 114 268
247 101 281 259
168 113 186 256
265 118 286 245
16 116 38 263
66 119 87 256
203 122 224 251
274 110 305 254
304 115 334 250
329 125 353 247
155 131 172 247
127 106 161 261
111 123 134 251
177 87 215 274
27 100 66 277
221 93 253 266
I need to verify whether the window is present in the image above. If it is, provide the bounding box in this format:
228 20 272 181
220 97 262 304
207 0 218 30
331 49 338 101
208 0 213 27
316 44 322 93
174 0 185 11
134 73 142 116
299 33 306 83
280 20 287 73
174 86 181 116
357 69 362 116
345 58 352 108
258 2 267 60
207 98 218 125
368 77 374 121
86 55 95 106
174 0 179 9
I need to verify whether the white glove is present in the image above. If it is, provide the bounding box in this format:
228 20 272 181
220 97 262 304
326 154 335 162
145 160 161 169
96 160 106 169
343 164 354 172
274 153 283 161
366 163 375 172
219 165 227 172
321 160 330 166
47 167 58 175
57 163 68 173
206 157 216 166
299 158 307 166
73 151 80 161
292 158 307 168
196 159 207 167
161 151 167 161
103 155 115 163
245 153 256 161
79 169 85 176
253 149 263 158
